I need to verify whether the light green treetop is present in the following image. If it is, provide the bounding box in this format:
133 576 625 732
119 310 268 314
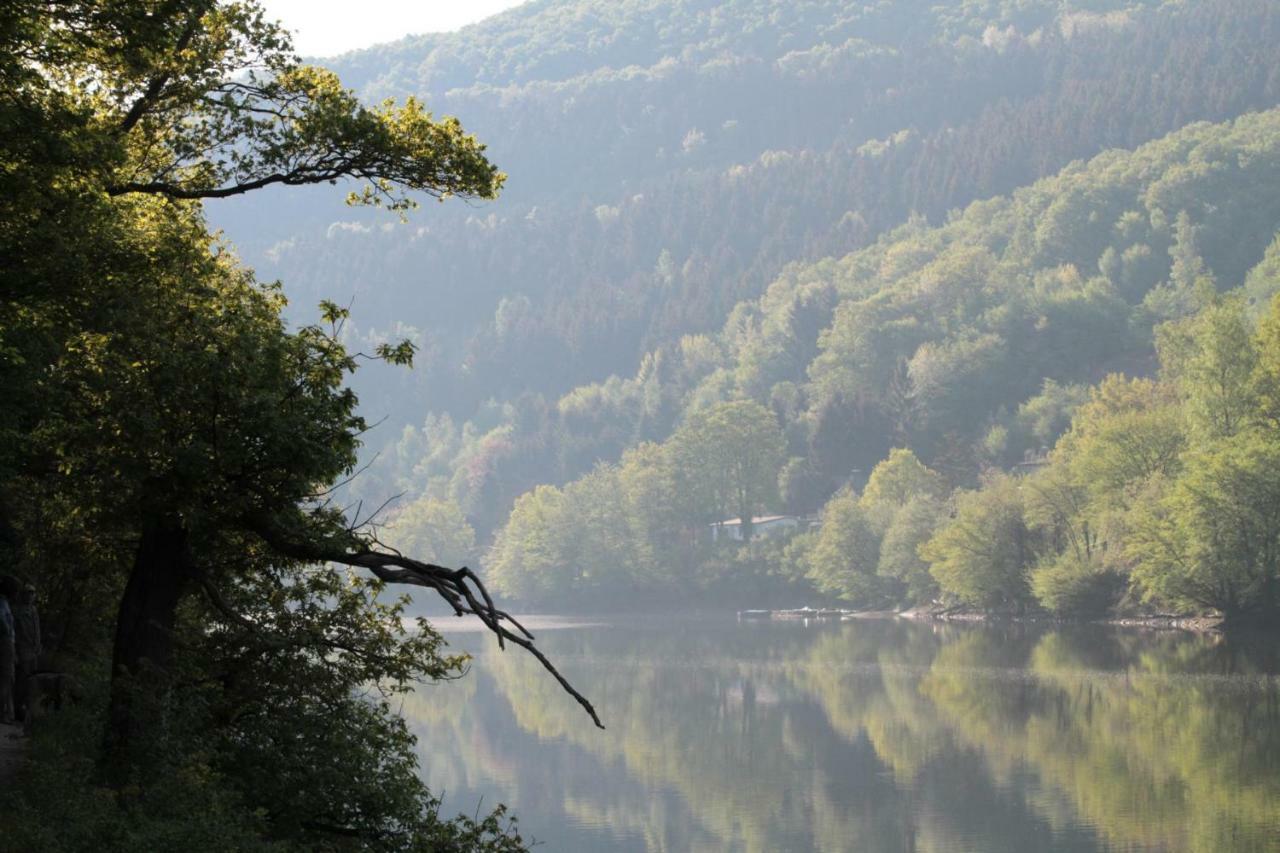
668 399 786 538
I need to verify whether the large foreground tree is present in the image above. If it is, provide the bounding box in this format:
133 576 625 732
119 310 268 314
1 1 596 846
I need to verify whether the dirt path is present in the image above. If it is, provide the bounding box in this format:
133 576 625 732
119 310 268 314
0 721 26 785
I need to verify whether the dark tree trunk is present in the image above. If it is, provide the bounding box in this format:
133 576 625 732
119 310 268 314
103 514 193 782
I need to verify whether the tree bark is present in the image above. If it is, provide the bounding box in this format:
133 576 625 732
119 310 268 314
103 514 193 781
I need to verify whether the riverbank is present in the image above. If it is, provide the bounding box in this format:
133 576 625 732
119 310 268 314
897 607 1224 633
472 605 1232 633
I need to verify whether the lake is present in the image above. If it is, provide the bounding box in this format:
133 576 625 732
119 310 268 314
405 616 1280 852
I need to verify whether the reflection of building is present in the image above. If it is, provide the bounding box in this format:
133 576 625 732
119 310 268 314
711 514 802 543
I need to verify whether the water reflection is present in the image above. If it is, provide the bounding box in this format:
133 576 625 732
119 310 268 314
404 619 1280 852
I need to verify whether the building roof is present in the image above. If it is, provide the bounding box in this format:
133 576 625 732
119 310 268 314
714 514 797 527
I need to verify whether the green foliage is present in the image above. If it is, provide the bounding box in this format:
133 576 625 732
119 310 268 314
1253 290 1280 423
0 0 529 845
0 674 525 852
1070 294 1280 617
876 497 946 604
487 484 576 603
668 400 786 533
1056 375 1185 499
1157 293 1257 439
258 0 1280 537
384 497 477 568
984 379 1091 466
483 109 1280 619
616 441 684 580
1030 551 1125 616
488 402 790 605
778 456 833 516
937 289 1280 619
1242 233 1280 316
1127 431 1280 617
922 474 1037 610
804 490 885 605
860 449 945 517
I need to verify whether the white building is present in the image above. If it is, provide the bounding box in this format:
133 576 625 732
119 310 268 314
710 514 802 543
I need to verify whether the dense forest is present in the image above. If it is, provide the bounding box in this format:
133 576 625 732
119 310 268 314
212 0 1280 624
480 110 1280 618
209 0 1280 553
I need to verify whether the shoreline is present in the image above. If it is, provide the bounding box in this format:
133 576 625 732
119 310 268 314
442 606 1246 635
895 608 1224 633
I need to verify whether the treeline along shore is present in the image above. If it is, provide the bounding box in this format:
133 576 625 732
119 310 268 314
474 110 1280 628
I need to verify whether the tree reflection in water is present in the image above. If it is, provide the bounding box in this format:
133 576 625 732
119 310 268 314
401 619 1280 852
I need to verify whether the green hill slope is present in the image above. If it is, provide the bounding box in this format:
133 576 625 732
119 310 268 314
476 108 1280 606
205 0 1280 555
213 0 1280 426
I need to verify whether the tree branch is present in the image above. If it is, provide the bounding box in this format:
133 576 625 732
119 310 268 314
118 2 213 134
107 172 300 199
245 515 604 729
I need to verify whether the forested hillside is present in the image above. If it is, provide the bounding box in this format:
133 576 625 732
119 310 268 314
208 0 1280 617
479 109 1280 613
216 0 1280 429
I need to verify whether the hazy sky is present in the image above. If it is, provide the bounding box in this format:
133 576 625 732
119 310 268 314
258 0 528 57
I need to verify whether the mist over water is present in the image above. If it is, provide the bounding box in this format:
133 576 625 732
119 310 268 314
409 618 1280 853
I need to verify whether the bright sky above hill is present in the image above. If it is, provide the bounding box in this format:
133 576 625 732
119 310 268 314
258 0 527 57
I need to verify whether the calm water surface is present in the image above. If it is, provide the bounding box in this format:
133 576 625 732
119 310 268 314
406 617 1280 852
